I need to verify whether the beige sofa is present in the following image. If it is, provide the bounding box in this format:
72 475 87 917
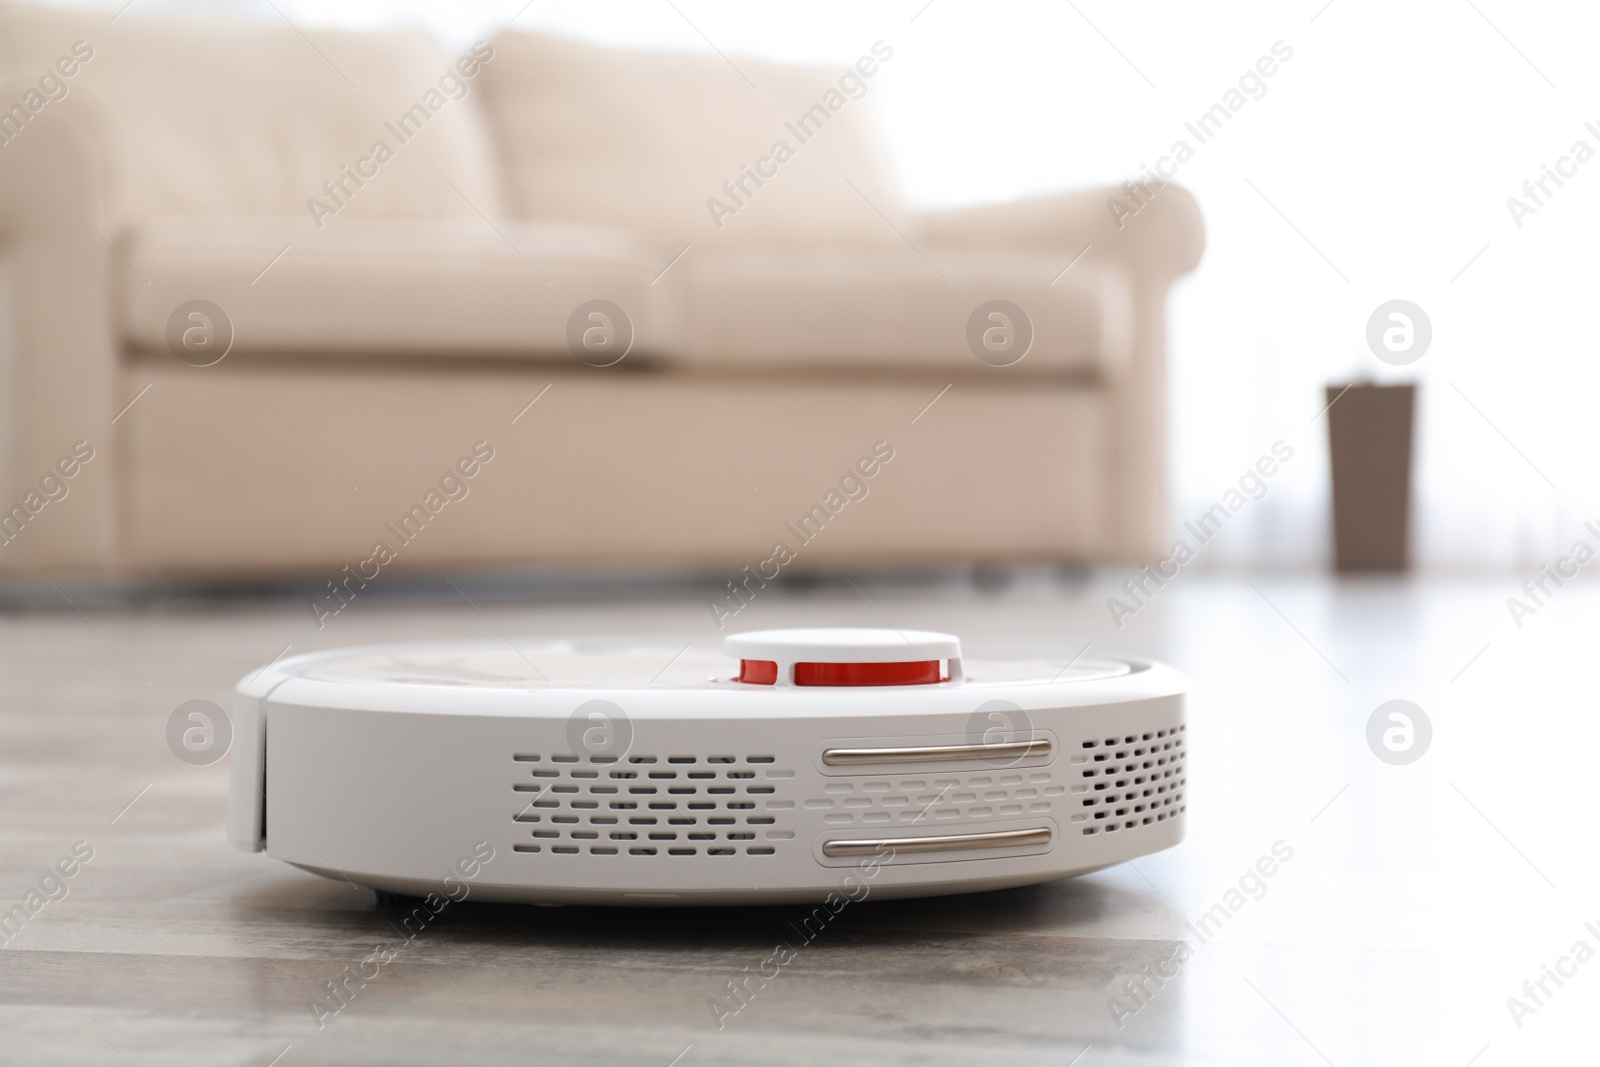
0 4 1202 580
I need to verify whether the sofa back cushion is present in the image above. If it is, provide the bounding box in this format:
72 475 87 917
0 3 505 227
479 32 907 246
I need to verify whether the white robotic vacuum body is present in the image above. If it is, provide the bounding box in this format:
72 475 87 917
229 629 1188 905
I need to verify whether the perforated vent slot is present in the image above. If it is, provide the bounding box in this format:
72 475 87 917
1076 725 1187 835
807 770 1065 826
509 753 790 857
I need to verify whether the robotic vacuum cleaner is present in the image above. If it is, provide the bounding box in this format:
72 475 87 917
228 629 1188 905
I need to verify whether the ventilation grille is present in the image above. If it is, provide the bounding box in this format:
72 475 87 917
808 770 1065 826
509 753 793 857
1074 725 1187 835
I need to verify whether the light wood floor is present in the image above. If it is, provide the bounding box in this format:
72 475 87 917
1 573 1591 1065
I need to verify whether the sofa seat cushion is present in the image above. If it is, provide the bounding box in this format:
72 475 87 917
678 245 1129 376
120 219 1127 375
120 217 672 358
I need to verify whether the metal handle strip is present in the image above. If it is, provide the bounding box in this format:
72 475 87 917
821 738 1051 766
822 826 1053 858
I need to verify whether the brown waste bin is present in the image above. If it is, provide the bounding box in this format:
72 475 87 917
1326 383 1415 572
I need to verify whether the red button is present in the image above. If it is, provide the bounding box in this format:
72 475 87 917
797 660 944 686
739 658 944 686
738 659 778 685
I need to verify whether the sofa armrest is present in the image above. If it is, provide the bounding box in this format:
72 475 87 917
0 115 118 574
916 183 1203 282
916 184 1205 562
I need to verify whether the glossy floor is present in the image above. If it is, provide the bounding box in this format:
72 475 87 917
1 572 1591 1066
